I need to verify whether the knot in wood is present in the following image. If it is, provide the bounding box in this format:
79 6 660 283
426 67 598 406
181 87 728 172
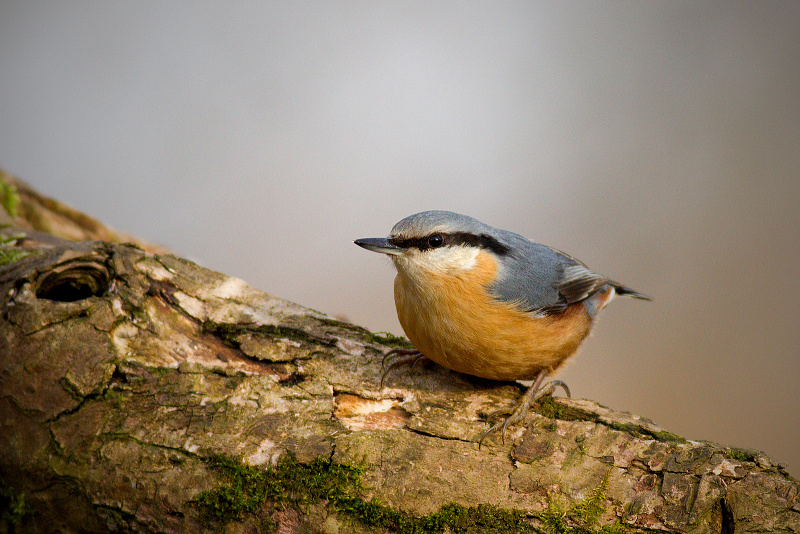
35 260 111 302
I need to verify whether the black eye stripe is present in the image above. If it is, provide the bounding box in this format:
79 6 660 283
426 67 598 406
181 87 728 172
390 232 510 255
389 236 429 250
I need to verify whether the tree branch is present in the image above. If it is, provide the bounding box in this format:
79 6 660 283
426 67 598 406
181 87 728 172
0 170 797 533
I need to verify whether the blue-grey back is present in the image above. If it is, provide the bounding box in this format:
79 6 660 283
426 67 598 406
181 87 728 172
488 229 585 314
389 210 619 314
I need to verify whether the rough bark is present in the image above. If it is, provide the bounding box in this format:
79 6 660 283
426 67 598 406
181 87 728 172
0 172 798 533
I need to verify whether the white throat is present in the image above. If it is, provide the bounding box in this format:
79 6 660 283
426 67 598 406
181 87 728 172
392 246 479 277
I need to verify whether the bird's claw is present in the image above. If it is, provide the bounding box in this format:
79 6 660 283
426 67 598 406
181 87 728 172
381 348 419 366
380 348 428 388
478 374 571 449
540 379 571 399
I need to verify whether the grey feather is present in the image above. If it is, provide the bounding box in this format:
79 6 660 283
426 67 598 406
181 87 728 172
487 233 596 314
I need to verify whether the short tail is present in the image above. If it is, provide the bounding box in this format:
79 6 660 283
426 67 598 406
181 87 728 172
610 282 652 301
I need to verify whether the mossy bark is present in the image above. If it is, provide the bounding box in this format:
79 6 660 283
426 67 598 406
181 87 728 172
0 171 798 533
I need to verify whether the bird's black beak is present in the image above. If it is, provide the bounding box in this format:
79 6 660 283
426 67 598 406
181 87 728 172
354 237 403 255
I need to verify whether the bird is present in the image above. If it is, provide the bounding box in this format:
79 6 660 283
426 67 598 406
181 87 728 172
354 210 650 446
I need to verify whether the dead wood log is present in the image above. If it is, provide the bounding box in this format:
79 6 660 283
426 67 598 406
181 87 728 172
0 171 797 533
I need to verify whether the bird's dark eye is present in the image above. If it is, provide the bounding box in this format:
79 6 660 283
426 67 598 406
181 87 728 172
427 233 444 248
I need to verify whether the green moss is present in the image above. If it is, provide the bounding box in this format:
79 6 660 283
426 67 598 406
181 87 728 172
194 454 540 533
0 179 20 219
537 396 567 420
313 317 414 350
203 320 326 349
647 430 686 443
536 398 688 445
606 422 688 444
102 387 125 407
0 481 33 526
725 447 756 463
0 233 36 265
361 330 415 350
568 474 609 525
194 454 363 522
534 472 625 534
0 247 33 265
205 316 415 359
722 448 795 481
195 454 637 533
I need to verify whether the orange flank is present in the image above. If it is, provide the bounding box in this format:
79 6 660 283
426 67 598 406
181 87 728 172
393 250 593 381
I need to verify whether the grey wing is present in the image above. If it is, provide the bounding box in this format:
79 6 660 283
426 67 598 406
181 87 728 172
554 249 651 302
555 263 611 308
488 236 609 315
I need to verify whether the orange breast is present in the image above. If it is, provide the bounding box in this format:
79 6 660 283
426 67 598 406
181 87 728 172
393 251 593 381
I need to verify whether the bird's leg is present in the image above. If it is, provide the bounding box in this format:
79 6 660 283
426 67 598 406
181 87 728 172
380 348 429 388
478 370 570 449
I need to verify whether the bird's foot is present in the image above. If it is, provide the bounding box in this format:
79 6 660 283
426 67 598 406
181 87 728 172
380 348 429 388
478 373 570 449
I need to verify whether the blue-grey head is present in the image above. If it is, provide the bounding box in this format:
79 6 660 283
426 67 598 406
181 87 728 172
355 210 510 261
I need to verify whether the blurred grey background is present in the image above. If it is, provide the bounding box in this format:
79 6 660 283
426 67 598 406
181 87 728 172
1 3 798 473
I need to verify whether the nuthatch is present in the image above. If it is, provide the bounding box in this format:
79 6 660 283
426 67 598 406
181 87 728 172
355 210 650 445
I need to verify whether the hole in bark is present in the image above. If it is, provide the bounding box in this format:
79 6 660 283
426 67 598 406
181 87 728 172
110 366 129 384
278 372 305 386
720 497 734 534
35 263 110 302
